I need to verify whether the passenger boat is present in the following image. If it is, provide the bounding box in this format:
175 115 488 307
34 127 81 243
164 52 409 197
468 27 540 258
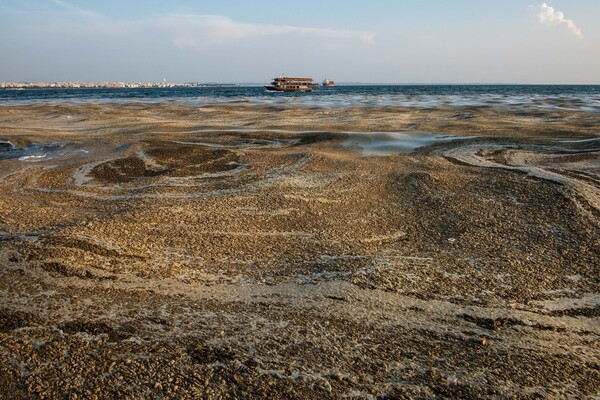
322 79 335 87
265 76 317 92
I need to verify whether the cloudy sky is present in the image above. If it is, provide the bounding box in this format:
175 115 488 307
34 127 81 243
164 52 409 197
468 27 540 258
1 0 598 83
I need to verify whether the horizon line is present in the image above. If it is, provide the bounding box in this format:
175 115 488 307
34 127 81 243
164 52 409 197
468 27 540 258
2 81 599 86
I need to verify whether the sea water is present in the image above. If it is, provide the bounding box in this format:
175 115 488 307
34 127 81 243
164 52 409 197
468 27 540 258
1 85 599 112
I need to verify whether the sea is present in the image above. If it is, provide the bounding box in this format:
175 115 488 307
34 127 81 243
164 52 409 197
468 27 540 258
1 85 599 112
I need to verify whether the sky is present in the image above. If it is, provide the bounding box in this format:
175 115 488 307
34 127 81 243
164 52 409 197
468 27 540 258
1 0 599 84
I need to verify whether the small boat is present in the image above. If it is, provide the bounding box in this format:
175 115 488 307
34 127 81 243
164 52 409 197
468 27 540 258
265 76 317 92
322 79 335 87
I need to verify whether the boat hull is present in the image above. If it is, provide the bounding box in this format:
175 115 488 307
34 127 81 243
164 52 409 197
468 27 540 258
265 86 313 92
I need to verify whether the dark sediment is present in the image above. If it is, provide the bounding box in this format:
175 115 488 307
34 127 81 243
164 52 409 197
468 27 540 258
0 103 598 399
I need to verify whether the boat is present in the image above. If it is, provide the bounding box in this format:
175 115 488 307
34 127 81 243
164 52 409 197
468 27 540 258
322 79 335 87
265 76 317 92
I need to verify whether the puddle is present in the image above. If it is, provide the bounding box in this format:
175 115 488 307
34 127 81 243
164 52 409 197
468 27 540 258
343 132 467 156
0 141 87 162
0 141 15 152
558 137 600 143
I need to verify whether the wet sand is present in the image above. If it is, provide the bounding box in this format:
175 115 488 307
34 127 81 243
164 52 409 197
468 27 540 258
0 103 599 399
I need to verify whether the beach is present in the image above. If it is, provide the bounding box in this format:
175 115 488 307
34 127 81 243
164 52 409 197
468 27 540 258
0 101 599 398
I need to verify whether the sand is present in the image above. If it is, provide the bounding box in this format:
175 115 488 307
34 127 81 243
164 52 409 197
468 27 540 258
0 103 599 399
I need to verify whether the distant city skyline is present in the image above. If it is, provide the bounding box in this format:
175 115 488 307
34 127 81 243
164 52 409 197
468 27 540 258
1 0 599 84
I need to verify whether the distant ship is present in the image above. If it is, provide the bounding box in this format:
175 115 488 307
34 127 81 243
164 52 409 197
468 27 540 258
322 79 335 87
265 76 317 92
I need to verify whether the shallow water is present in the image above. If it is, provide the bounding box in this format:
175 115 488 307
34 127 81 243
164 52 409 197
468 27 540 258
343 132 467 155
1 85 599 111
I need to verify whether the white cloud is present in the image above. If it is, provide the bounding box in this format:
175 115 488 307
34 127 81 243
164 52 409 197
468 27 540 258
538 3 583 39
154 14 375 48
13 3 375 47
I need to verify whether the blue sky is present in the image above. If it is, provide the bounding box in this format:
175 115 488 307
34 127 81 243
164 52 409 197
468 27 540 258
1 0 598 83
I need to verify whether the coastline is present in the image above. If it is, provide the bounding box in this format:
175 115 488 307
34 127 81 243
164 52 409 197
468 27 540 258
0 102 599 398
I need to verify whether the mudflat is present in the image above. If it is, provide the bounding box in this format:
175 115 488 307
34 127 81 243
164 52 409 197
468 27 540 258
0 103 599 399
